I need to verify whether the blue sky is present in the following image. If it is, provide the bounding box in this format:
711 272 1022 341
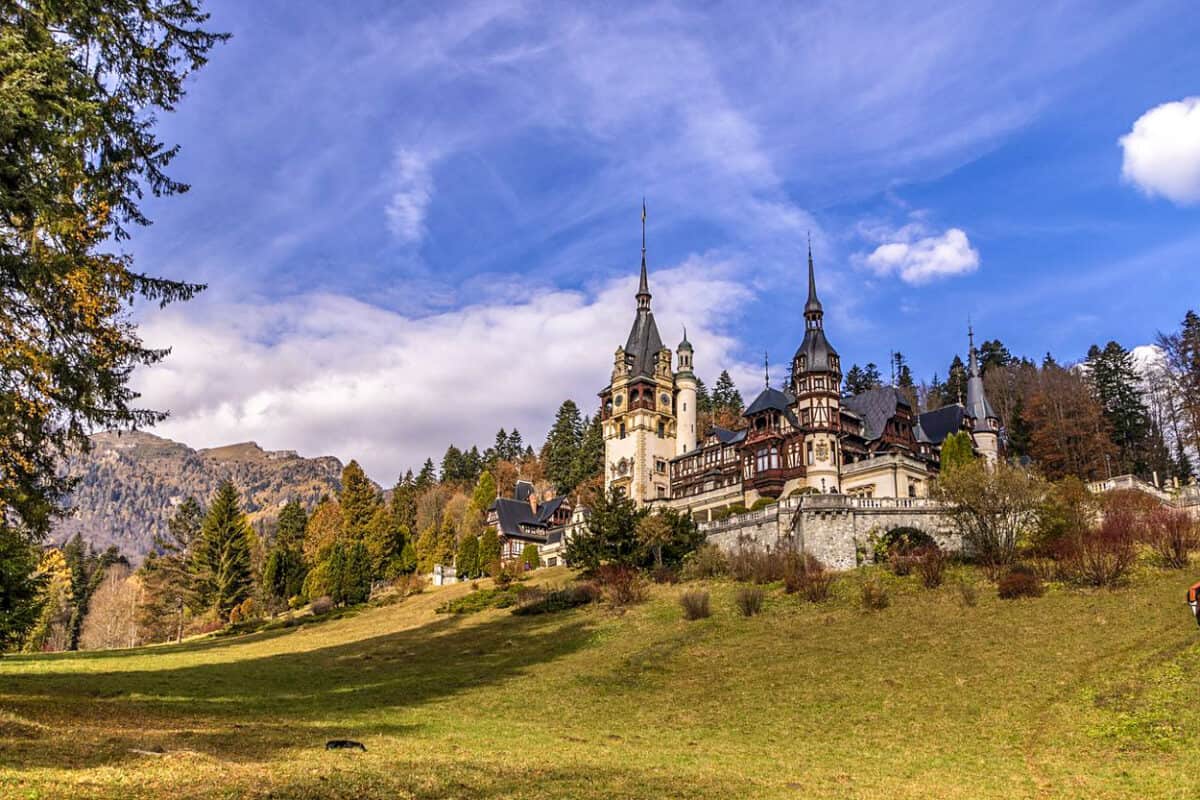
127 0 1200 482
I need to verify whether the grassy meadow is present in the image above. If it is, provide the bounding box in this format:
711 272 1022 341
1 564 1199 799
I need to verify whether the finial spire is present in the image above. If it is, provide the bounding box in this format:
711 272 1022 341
764 351 770 389
636 199 651 310
804 233 823 319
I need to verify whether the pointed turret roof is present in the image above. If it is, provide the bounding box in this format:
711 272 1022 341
965 324 997 427
623 202 664 380
793 244 838 373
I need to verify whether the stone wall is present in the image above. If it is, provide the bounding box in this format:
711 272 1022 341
700 495 959 570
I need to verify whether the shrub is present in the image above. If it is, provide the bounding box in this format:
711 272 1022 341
782 553 833 602
512 582 600 616
888 549 919 577
914 545 947 589
681 543 728 580
728 545 788 584
520 543 541 571
861 576 890 611
393 573 427 596
596 564 647 606
649 565 680 584
957 578 979 607
875 526 936 563
1056 511 1138 587
734 586 764 617
310 596 334 615
1146 507 1198 569
749 497 777 511
789 486 820 497
727 503 748 516
679 589 711 620
997 564 1044 599
710 506 732 522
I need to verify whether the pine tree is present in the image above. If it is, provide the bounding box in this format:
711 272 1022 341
543 400 585 494
979 339 1013 374
198 481 253 619
302 497 343 566
339 461 380 540
364 506 405 579
139 497 205 641
416 459 437 488
390 471 418 535
1086 341 1153 478
565 488 644 570
507 430 525 461
695 378 713 414
942 355 968 406
441 446 466 483
0 533 44 651
574 415 605 489
275 501 308 550
712 371 744 413
520 543 540 571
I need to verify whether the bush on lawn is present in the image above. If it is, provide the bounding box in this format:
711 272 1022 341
1146 507 1198 569
861 576 890 611
997 564 1043 599
1056 510 1138 587
734 586 764 617
596 564 647 607
914 545 947 589
679 589 711 620
681 543 728 580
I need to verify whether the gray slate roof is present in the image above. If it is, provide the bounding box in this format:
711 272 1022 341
842 386 911 441
624 308 664 380
916 404 966 445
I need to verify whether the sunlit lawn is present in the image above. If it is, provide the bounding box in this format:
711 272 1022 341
1 564 1199 799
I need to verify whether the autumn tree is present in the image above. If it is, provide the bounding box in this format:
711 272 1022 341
935 461 1047 571
23 549 72 652
1025 362 1117 481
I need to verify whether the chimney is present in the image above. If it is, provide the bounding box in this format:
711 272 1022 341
528 492 538 513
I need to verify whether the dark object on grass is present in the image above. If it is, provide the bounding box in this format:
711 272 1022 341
1188 581 1200 627
326 739 366 752
997 564 1044 599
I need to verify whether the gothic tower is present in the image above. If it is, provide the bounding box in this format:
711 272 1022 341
965 325 1000 464
675 329 698 456
600 205 678 504
791 245 842 493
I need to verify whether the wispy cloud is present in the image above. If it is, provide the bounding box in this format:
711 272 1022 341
385 148 435 243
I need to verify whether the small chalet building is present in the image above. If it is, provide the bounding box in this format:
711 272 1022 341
486 480 572 562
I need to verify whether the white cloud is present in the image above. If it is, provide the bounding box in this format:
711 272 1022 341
860 226 980 285
385 148 434 242
1120 96 1200 205
133 260 757 484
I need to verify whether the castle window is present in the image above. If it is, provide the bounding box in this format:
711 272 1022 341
657 421 665 438
655 458 667 474
619 423 626 439
807 441 814 466
755 446 779 473
682 401 687 412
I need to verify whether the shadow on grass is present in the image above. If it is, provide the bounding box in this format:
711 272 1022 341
0 609 597 771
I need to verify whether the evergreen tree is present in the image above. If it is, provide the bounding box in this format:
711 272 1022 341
198 481 253 619
940 431 976 474
262 547 306 607
863 362 883 389
472 471 498 513
712 371 744 413
574 415 605 489
339 460 380 540
455 535 480 579
0 533 44 651
416 459 438 488
0 1 224 556
942 355 968 406
441 445 470 483
364 506 405 579
399 540 418 574
520 543 540 571
478 527 502 573
507 430 525 461
62 534 123 650
543 400 585 494
979 339 1013 375
139 497 205 641
1086 341 1153 478
695 378 713 414
565 488 645 570
275 501 308 550
390 471 419 536
843 363 883 396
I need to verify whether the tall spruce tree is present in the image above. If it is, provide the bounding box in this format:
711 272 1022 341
942 355 968 406
695 377 713 414
712 370 744 413
543 400 585 494
198 481 253 619
139 497 205 641
1086 341 1153 478
574 415 605 489
339 461 380 540
415 459 437 488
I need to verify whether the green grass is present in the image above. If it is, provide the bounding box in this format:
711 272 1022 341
2 564 1200 799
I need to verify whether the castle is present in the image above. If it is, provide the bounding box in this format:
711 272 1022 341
599 227 1001 524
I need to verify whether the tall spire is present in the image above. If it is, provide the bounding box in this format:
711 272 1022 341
967 319 980 378
804 234 823 321
965 320 997 426
764 351 770 389
637 199 651 310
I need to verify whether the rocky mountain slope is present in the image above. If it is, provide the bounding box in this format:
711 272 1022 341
51 431 349 563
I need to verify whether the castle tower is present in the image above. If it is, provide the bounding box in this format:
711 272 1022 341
791 244 842 493
675 329 698 456
965 324 1001 464
599 204 677 504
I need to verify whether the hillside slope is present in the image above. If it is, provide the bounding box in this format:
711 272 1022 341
1 566 1199 799
51 431 350 561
